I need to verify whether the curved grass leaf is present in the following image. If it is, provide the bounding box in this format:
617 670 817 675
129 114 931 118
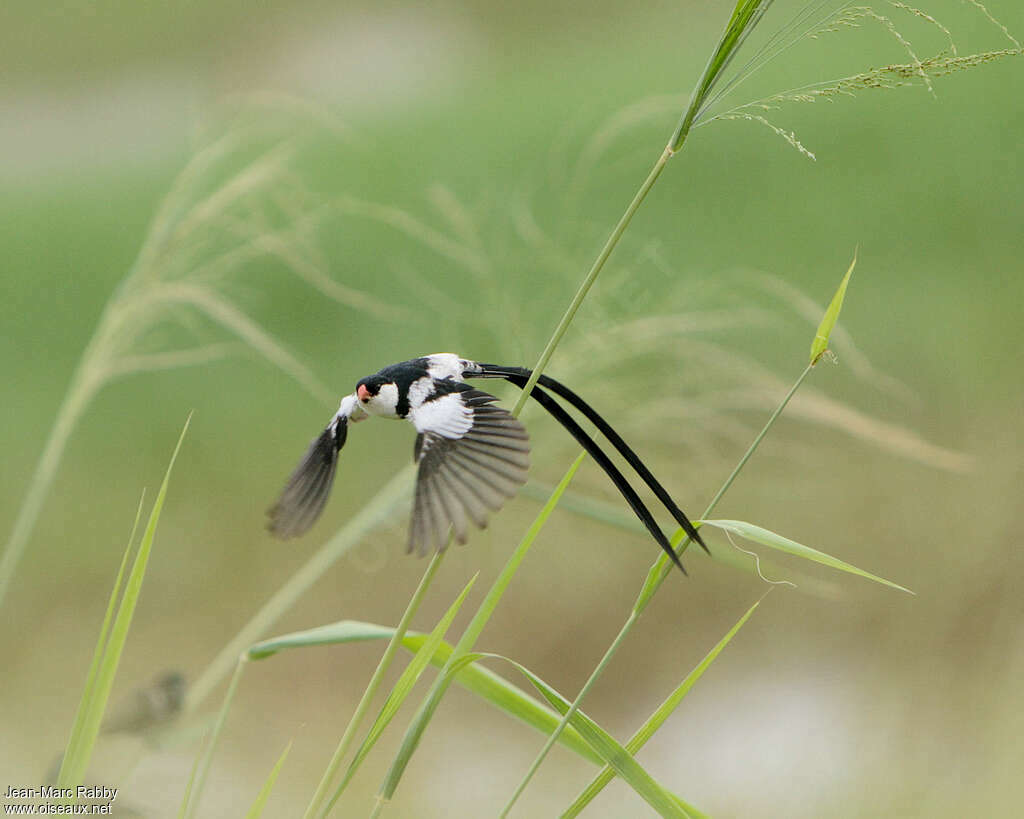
526 483 829 589
447 652 698 819
810 251 856 365
701 519 912 593
328 574 479 802
248 621 396 659
247 620 602 768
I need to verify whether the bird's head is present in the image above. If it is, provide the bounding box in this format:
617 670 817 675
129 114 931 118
356 376 400 416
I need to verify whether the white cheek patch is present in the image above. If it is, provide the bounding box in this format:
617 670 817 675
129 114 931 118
367 383 400 417
411 393 473 438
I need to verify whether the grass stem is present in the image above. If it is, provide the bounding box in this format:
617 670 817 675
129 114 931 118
510 147 672 416
307 549 446 818
182 657 247 819
371 454 586 808
498 611 639 818
502 362 815 812
636 361 814 612
0 346 102 607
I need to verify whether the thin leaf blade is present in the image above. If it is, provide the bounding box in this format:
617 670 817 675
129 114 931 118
60 490 146 779
459 653 697 819
702 519 912 593
377 453 587 802
810 251 856 365
244 741 292 819
333 574 479 798
59 415 191 787
247 620 603 766
563 597 764 817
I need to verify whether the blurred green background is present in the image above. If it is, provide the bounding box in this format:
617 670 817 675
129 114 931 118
2 1 1022 816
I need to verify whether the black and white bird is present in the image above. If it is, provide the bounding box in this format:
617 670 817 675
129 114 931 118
268 353 707 571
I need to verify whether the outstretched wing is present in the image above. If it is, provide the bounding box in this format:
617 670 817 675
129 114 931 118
407 384 529 554
267 395 362 539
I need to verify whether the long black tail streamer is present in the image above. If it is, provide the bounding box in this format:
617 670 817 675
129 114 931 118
472 363 708 571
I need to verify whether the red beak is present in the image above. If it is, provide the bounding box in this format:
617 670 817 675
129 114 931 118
357 384 370 402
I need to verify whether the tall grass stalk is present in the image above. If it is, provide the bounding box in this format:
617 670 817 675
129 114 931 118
0 128 396 608
368 0 780 806
504 250 863 808
562 596 766 816
159 1 1011 810
181 657 248 819
367 453 586 815
501 362 814 813
511 0 773 413
302 549 447 818
320 572 478 814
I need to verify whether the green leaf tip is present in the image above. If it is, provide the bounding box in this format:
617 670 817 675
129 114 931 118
702 519 913 594
810 250 857 365
244 740 292 819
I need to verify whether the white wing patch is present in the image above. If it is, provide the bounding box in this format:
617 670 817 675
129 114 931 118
424 353 465 380
409 392 473 438
407 387 530 554
406 375 437 411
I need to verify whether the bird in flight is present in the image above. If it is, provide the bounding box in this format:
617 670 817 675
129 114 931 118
267 353 707 572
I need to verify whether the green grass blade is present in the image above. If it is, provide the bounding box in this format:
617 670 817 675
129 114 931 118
183 657 248 819
304 551 446 819
176 725 208 819
457 652 696 819
59 414 191 787
702 519 913 593
248 620 602 767
60 489 145 779
248 621 397 659
375 453 586 804
528 484 834 588
562 596 765 817
523 359 821 812
811 250 857 365
245 741 292 819
670 0 773 150
327 574 479 806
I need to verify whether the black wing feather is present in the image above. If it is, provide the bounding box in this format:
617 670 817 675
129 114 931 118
267 419 346 539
